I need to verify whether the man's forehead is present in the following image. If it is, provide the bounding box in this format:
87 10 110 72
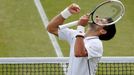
95 18 108 25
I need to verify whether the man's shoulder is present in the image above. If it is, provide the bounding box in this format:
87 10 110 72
58 28 77 42
84 37 102 44
59 28 76 34
84 37 103 48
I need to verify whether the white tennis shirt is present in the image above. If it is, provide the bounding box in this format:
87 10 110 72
58 28 103 75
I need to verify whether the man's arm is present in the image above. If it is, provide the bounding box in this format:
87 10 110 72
47 15 65 36
75 37 88 57
74 15 89 57
47 3 80 36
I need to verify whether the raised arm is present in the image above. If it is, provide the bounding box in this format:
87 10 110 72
47 3 80 36
74 15 89 57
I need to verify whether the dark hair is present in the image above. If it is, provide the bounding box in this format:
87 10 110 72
99 18 116 40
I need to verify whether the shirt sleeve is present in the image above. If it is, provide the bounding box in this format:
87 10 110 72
58 28 76 43
84 39 103 59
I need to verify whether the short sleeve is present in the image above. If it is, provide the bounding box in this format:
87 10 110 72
58 28 76 43
84 39 103 59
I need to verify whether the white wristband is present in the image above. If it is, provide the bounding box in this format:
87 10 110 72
76 26 85 36
77 26 85 33
60 8 72 19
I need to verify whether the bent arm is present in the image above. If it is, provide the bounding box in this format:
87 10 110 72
47 3 80 36
47 14 65 36
74 15 89 57
75 37 88 57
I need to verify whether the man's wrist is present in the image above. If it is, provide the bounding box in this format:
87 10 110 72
76 35 84 38
60 8 72 19
77 26 85 33
76 25 85 38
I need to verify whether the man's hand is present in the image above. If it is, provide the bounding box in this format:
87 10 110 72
60 3 80 19
68 3 80 14
78 15 89 27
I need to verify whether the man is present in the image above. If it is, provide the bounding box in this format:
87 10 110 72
47 3 116 75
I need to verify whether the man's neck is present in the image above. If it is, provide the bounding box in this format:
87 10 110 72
84 30 98 37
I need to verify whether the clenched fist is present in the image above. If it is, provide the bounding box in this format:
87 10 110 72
60 3 80 19
68 3 81 14
78 15 89 27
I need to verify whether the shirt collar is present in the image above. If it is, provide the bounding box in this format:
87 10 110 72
84 36 99 40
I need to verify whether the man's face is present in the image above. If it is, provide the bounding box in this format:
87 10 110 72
89 18 107 29
89 18 108 33
95 17 108 25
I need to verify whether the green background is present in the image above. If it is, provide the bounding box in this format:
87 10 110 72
0 0 134 57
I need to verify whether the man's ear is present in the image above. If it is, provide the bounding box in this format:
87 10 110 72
100 29 107 35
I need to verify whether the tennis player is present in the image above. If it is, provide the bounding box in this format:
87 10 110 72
47 3 116 75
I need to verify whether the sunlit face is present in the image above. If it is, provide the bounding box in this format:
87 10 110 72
95 17 108 25
87 17 109 35
89 17 108 32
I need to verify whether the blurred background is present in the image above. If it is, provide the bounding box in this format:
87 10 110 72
0 0 133 57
